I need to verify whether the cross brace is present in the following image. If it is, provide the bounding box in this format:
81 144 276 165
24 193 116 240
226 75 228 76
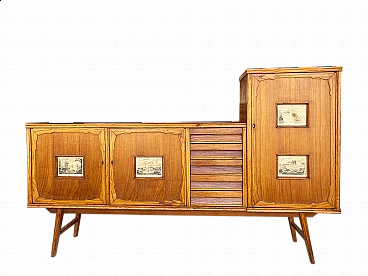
288 213 315 264
51 209 81 257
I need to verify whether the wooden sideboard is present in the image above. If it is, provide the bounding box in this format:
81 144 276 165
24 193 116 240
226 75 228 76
26 66 342 263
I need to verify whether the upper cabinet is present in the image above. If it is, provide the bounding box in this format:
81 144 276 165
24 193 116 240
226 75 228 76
240 67 342 211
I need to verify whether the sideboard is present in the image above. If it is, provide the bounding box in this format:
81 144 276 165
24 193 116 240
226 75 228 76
26 66 342 263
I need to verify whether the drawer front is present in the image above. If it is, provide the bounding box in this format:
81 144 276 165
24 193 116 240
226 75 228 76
189 128 244 206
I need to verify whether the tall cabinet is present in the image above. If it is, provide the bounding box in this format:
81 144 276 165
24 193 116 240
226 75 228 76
239 67 342 212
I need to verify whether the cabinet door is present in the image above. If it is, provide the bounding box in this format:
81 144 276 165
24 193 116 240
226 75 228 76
110 128 187 205
31 128 107 204
247 72 340 209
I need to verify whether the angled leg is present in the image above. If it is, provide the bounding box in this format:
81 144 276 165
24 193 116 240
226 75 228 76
51 210 81 257
73 214 81 237
299 213 315 264
288 217 297 242
51 209 64 257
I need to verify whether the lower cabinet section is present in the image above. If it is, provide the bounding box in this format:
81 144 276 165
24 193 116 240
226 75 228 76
27 124 339 212
26 123 339 263
29 126 246 207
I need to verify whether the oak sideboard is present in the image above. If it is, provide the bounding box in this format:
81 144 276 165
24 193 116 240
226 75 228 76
26 66 342 263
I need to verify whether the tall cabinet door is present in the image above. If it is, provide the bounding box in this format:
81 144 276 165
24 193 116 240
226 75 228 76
31 128 108 204
247 72 340 210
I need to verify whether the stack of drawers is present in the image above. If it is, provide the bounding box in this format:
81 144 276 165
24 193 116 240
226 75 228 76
189 128 244 206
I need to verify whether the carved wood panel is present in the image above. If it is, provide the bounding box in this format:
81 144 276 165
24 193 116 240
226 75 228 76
110 128 187 205
247 72 339 209
31 128 107 204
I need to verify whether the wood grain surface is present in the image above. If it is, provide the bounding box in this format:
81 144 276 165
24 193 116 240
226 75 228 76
189 128 244 206
242 70 341 209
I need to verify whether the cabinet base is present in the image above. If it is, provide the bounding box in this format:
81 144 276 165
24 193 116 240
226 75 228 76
48 208 316 263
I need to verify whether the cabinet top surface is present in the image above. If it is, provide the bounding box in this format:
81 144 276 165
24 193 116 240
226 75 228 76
25 121 246 128
239 66 343 81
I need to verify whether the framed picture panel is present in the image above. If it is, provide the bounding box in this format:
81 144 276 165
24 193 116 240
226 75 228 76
277 103 309 127
57 156 84 177
277 155 309 178
135 156 164 178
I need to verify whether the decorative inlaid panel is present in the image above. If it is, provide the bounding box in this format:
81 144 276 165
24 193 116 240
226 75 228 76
110 128 187 206
31 128 107 204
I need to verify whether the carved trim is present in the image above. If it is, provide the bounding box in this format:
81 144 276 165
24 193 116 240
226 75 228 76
242 127 247 207
109 130 117 203
26 129 33 204
178 129 187 205
185 128 191 206
111 199 185 206
34 197 104 205
239 67 342 81
111 128 184 135
253 73 334 82
253 201 335 209
335 72 342 209
31 130 40 201
32 127 103 136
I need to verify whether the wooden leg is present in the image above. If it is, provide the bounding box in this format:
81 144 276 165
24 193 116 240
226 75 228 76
50 210 82 257
288 217 297 242
73 214 81 237
299 213 315 264
51 209 64 257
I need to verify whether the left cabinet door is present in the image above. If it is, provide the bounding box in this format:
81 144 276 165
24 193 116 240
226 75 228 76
30 128 108 205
